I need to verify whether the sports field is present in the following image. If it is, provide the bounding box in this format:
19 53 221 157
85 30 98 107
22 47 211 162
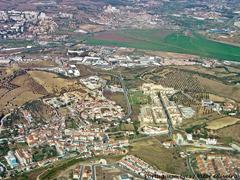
85 29 240 62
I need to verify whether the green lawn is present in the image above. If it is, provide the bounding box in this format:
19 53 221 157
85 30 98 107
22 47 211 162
84 29 240 62
129 90 150 105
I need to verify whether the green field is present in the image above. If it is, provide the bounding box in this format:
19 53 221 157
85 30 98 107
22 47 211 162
129 90 150 105
84 29 240 62
0 39 33 47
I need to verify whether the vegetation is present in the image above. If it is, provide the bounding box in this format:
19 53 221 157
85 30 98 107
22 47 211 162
32 145 58 162
65 117 78 129
40 158 83 180
85 29 240 61
129 90 150 105
129 137 188 175
0 39 33 47
185 124 208 139
0 140 9 156
206 117 240 130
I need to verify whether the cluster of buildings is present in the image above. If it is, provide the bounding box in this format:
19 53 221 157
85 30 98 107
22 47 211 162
139 83 183 128
67 45 229 71
1 72 128 175
90 5 167 29
44 78 124 122
80 76 106 90
58 64 80 77
118 155 182 179
174 132 219 146
5 121 129 171
0 10 57 39
5 147 58 171
68 47 162 69
3 100 128 172
201 99 238 115
196 154 240 177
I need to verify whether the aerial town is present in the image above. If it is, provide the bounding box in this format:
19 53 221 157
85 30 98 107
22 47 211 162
0 0 240 180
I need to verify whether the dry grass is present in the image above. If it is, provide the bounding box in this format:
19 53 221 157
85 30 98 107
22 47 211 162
143 50 198 59
0 73 47 113
19 60 57 68
79 24 105 32
206 116 240 130
129 137 187 175
196 76 240 102
28 71 81 94
217 124 240 143
176 65 238 78
209 94 229 102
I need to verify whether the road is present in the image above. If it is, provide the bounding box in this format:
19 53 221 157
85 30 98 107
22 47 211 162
186 154 200 180
191 143 235 151
91 165 97 180
158 93 174 137
119 74 132 121
94 70 132 121
79 165 84 180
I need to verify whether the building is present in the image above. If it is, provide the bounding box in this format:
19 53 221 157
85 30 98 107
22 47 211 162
15 149 32 166
5 151 18 168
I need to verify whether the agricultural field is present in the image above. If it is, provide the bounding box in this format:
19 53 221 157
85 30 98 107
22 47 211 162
129 137 188 175
206 116 240 130
176 65 237 78
142 67 240 102
196 76 240 102
208 94 230 102
0 70 85 114
84 29 240 61
143 68 206 93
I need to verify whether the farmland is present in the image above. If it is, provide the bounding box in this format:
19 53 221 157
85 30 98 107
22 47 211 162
84 29 240 62
141 67 240 102
206 117 240 130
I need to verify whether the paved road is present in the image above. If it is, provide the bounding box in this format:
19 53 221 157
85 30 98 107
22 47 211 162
119 74 132 121
158 93 174 137
91 165 97 180
79 165 84 180
94 71 132 121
